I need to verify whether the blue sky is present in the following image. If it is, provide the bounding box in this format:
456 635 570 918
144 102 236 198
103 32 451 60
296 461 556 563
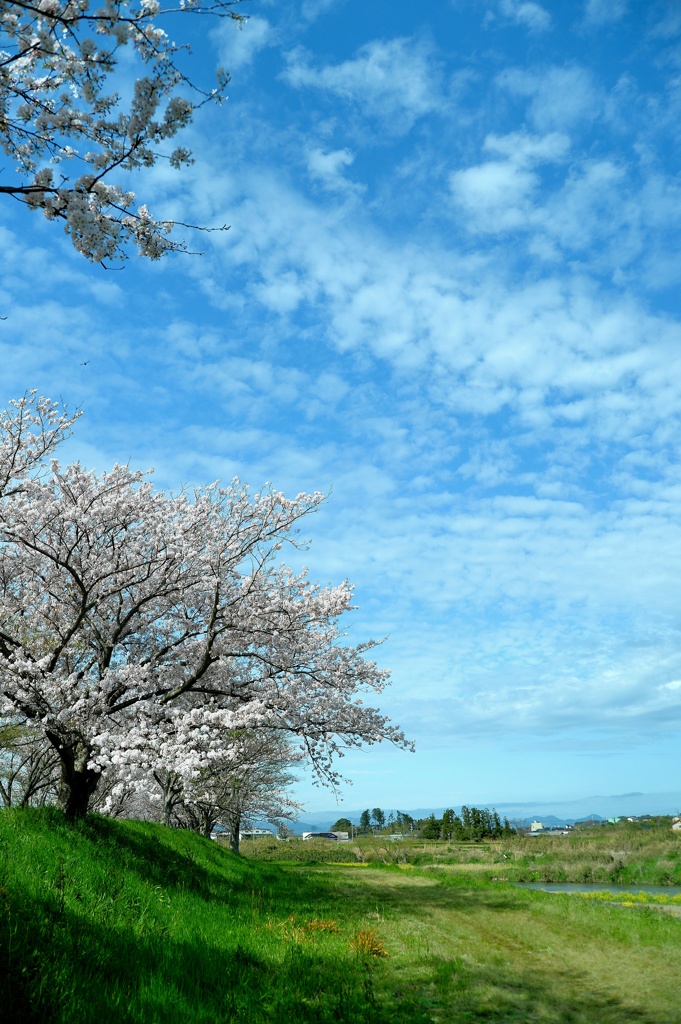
2 0 681 814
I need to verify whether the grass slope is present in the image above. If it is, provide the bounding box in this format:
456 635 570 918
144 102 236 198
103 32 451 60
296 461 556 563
2 809 681 1022
0 809 406 1024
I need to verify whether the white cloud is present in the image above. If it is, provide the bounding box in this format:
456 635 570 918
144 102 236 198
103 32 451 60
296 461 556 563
212 15 274 73
649 8 681 39
538 159 629 252
500 0 552 33
306 146 364 194
300 0 343 22
449 130 569 233
174 160 681 457
447 126 664 278
457 441 517 487
282 37 443 131
484 130 570 163
497 64 601 131
583 0 628 27
450 160 539 230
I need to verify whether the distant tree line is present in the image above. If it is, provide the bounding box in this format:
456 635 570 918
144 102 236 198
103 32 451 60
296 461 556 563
345 805 515 840
353 809 417 834
422 806 515 841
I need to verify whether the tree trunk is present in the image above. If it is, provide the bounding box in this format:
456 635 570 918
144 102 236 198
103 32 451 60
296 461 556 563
46 731 101 820
154 771 183 827
163 780 181 828
228 810 241 855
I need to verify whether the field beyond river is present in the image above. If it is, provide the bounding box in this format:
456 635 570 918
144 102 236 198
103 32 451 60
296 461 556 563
241 819 681 886
3 810 681 1023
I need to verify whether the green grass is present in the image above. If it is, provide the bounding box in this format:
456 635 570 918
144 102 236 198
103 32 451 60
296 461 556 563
243 823 681 885
315 864 681 1023
3 810 681 1022
0 808 405 1024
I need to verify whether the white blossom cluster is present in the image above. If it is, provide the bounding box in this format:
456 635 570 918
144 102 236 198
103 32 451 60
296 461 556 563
0 0 242 260
147 730 305 842
0 394 409 818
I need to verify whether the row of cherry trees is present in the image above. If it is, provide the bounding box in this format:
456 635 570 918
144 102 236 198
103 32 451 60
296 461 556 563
0 718 302 848
0 393 408 821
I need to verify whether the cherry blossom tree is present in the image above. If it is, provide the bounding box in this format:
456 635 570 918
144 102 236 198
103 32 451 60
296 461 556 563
162 730 303 849
0 0 245 261
0 395 410 819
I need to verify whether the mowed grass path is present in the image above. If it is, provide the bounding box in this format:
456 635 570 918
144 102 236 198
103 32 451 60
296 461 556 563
296 864 681 1023
2 810 681 1023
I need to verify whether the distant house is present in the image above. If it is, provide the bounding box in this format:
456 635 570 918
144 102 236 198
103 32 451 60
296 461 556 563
302 831 339 841
529 820 545 833
239 827 273 840
672 817 681 832
210 826 273 842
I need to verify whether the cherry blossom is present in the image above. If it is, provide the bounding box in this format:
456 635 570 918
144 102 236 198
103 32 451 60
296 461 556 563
153 730 304 848
0 0 244 260
0 395 410 818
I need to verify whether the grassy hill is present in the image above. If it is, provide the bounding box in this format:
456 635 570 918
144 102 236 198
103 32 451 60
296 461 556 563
0 808 403 1024
3 809 681 1022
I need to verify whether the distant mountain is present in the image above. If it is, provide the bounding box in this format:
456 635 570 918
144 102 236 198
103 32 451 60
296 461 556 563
287 819 327 836
526 814 575 827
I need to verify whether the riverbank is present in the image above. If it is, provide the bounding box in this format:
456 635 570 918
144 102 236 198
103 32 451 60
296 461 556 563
241 819 681 885
3 809 681 1022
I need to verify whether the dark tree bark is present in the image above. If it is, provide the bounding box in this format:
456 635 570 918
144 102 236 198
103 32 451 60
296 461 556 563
200 807 217 840
227 810 241 855
46 731 101 820
152 771 185 828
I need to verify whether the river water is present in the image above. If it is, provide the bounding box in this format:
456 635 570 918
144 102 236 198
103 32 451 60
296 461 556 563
515 882 681 896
